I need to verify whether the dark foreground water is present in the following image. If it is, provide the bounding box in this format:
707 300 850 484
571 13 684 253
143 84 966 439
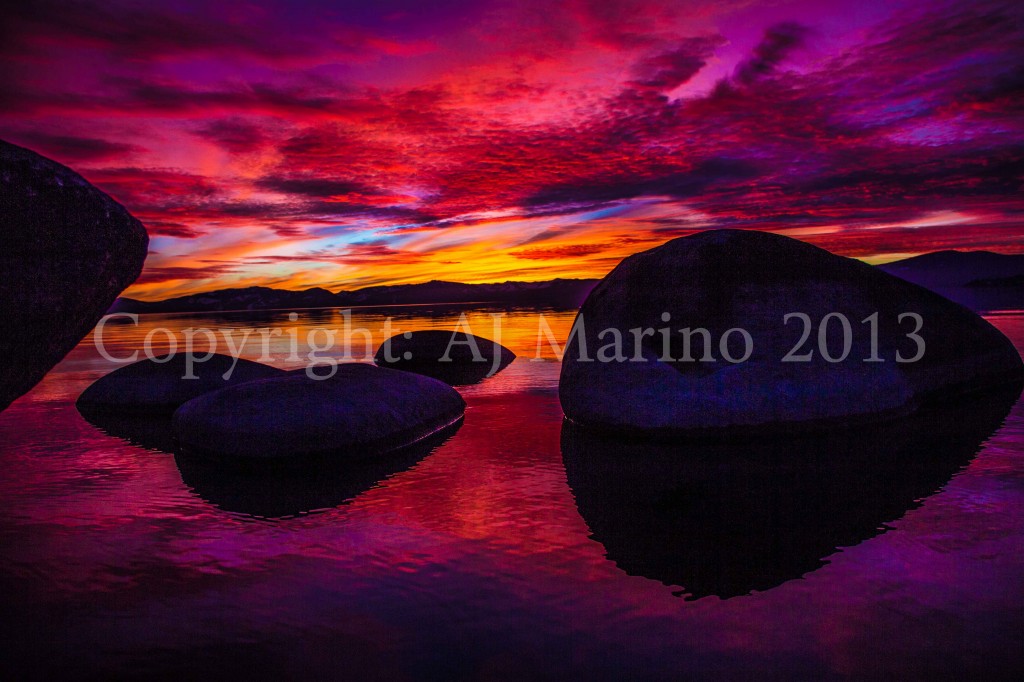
1 306 1023 679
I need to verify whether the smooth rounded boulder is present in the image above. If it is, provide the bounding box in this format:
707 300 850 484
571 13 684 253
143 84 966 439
374 330 515 385
0 140 149 411
173 363 466 461
559 229 1024 433
77 353 285 414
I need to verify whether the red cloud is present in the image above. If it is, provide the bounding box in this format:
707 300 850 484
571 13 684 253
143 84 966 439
132 264 240 285
1 0 1022 297
510 244 609 260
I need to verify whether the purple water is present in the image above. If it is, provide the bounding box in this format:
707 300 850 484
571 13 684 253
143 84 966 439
1 307 1023 678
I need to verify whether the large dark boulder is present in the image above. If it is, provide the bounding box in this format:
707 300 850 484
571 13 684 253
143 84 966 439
560 229 1023 433
0 140 148 411
77 353 285 415
173 363 466 461
374 330 515 385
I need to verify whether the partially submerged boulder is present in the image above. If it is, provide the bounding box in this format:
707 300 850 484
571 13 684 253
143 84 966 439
559 229 1023 433
0 140 148 411
172 363 466 461
375 330 515 385
77 353 284 415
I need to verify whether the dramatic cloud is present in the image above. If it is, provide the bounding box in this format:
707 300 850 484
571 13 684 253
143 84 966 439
729 21 808 87
132 264 240 285
629 36 726 91
510 244 610 260
191 119 268 154
256 177 378 199
1 0 1021 300
5 133 144 163
0 0 433 64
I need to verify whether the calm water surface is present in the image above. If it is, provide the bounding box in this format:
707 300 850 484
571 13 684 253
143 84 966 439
2 306 1023 679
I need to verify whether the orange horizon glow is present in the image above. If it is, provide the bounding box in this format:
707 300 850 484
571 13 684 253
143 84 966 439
120 209 1022 302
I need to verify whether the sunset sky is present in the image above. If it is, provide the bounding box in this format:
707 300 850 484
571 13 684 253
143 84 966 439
2 0 1022 301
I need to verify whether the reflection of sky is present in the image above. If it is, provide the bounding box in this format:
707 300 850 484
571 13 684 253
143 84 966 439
1 310 1023 676
3 0 1023 300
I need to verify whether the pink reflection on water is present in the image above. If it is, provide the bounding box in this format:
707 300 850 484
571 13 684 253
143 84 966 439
0 308 1022 677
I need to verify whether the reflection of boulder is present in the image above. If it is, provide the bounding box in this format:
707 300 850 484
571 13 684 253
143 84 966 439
77 408 176 453
375 330 515 385
560 230 1023 433
77 354 284 414
174 422 460 519
561 385 1020 600
173 363 465 461
0 140 148 412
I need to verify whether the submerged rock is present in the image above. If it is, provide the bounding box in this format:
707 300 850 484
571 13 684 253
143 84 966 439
77 354 284 414
375 330 515 385
172 363 466 461
0 140 148 411
559 229 1023 433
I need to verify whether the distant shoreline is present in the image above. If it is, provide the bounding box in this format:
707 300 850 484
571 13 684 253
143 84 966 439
110 278 600 316
107 300 586 318
111 250 1024 315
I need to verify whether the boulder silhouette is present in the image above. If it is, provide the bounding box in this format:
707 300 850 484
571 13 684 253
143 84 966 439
173 363 465 461
561 384 1019 599
0 140 148 411
560 229 1023 433
375 329 515 385
77 353 285 415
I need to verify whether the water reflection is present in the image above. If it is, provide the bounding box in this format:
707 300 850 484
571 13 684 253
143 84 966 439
379 355 515 386
561 386 1021 600
77 407 177 453
173 422 461 519
79 401 461 519
393 361 513 386
83 306 578 370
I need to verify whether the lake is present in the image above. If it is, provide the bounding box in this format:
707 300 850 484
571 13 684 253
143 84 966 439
2 305 1023 678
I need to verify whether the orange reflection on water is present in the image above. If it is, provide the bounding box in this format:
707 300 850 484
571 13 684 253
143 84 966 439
86 306 581 372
